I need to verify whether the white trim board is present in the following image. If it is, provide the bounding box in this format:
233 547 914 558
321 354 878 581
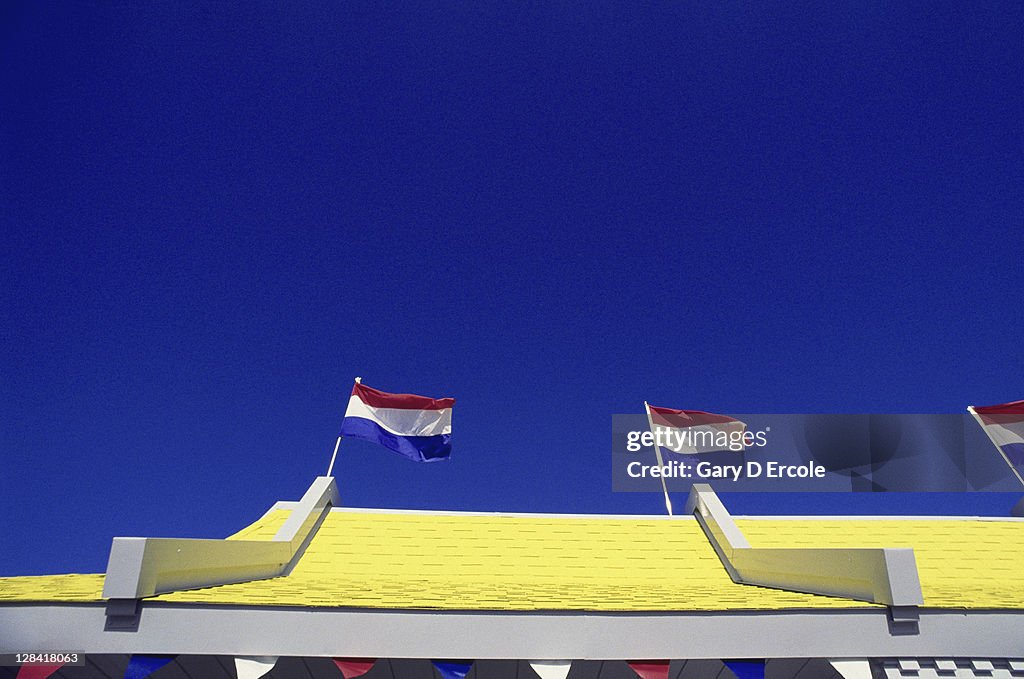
1 605 1022 659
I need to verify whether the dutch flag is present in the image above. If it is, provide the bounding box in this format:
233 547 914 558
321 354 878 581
970 400 1024 468
339 381 454 462
645 403 747 454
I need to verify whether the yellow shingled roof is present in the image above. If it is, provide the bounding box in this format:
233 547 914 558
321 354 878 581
155 509 859 611
0 573 105 603
2 509 1022 611
738 518 1024 610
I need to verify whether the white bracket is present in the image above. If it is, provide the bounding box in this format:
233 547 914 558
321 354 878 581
685 484 924 610
103 476 339 605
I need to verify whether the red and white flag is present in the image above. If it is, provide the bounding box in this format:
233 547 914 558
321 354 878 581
645 404 747 454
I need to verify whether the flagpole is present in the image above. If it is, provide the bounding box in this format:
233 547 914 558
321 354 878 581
644 401 674 516
326 436 342 477
327 376 361 478
968 406 1024 488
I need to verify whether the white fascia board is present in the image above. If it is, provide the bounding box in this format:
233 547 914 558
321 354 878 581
1 605 1023 659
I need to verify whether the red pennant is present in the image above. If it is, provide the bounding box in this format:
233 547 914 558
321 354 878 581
627 661 670 679
333 658 377 679
17 665 64 679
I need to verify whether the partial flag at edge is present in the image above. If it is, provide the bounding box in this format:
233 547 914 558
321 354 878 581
971 400 1024 465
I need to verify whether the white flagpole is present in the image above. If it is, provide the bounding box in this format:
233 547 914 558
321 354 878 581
327 377 361 477
326 436 342 477
644 401 674 516
968 405 1024 488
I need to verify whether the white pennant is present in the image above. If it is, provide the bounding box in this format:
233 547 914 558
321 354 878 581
829 659 871 679
235 656 280 679
529 661 572 679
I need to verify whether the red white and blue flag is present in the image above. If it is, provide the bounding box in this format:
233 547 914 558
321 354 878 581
340 382 454 462
971 400 1024 466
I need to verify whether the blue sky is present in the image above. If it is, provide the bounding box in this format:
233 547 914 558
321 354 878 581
2 3 1022 577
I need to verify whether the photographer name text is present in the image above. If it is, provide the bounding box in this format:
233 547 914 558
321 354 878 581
626 460 826 482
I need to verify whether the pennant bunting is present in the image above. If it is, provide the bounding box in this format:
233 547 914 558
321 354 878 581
432 661 473 679
724 660 765 679
529 661 572 679
334 658 377 679
627 661 670 679
234 656 279 679
124 655 175 679
16 665 64 679
829 660 872 679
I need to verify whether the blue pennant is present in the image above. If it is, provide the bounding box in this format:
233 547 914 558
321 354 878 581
724 660 765 679
432 661 473 679
124 655 175 679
